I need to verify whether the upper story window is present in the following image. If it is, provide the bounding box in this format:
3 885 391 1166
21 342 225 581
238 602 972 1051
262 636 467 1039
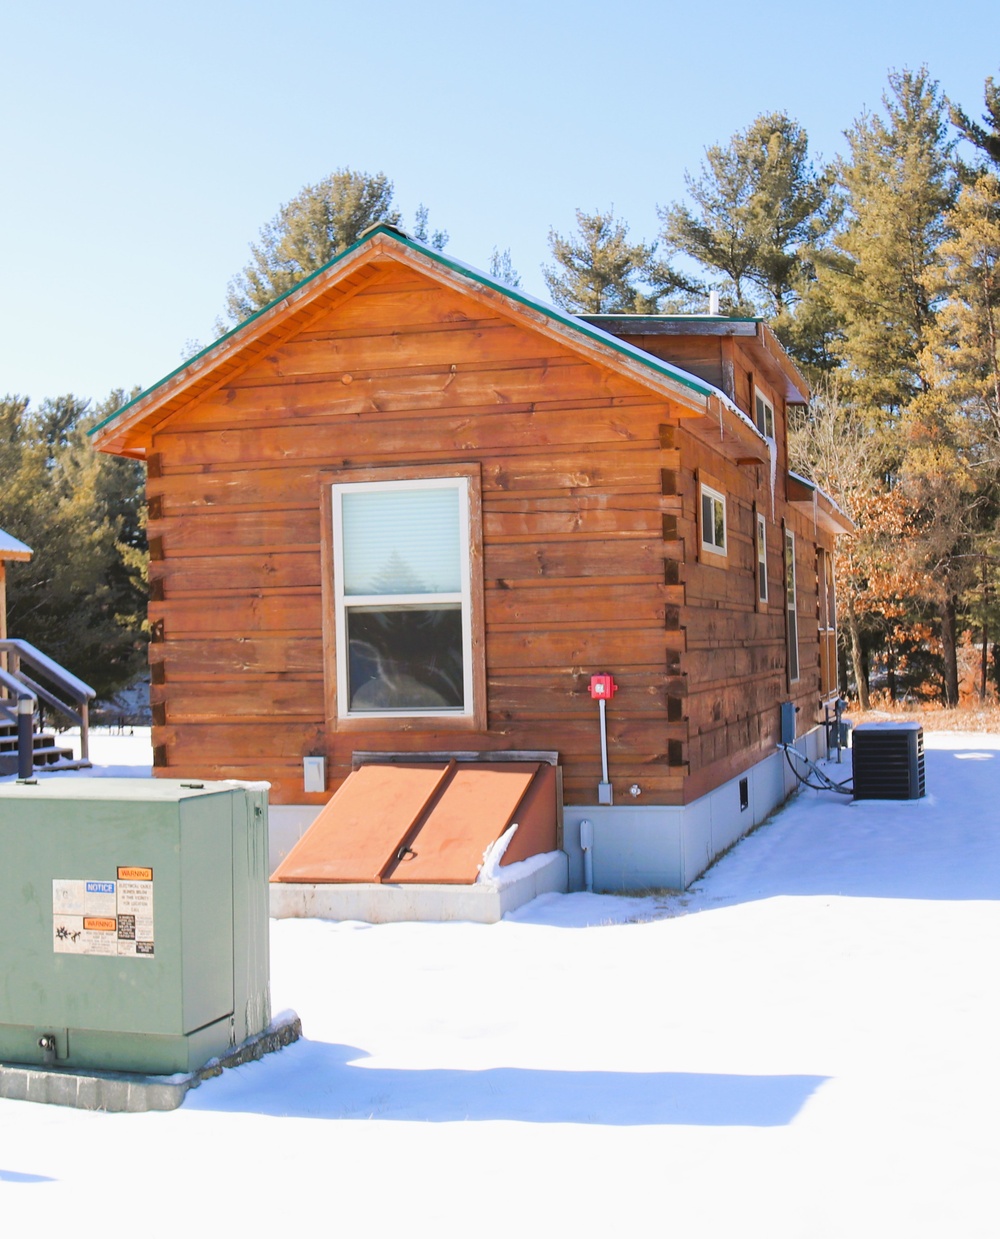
700 482 727 556
329 470 483 722
754 388 775 440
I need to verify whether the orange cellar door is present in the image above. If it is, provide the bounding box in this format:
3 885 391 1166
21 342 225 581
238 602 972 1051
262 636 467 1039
271 760 558 885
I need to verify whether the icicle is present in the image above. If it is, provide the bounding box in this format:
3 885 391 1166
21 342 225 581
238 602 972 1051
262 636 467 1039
813 488 819 535
768 436 777 520
718 401 725 441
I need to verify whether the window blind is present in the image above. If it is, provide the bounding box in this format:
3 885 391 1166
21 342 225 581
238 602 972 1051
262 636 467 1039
341 486 462 596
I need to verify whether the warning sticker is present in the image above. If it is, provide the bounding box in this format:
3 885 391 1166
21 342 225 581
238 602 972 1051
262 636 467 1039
116 873 154 957
118 866 152 882
53 869 155 957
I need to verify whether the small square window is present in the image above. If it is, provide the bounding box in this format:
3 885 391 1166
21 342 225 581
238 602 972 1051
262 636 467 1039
754 389 775 439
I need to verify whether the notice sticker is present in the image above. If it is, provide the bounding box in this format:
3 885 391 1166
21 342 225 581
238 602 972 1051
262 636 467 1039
53 868 155 958
52 879 117 918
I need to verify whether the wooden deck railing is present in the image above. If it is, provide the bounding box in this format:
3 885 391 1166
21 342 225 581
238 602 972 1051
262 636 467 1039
0 639 96 775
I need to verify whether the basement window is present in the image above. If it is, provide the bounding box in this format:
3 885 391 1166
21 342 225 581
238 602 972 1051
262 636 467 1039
328 467 484 725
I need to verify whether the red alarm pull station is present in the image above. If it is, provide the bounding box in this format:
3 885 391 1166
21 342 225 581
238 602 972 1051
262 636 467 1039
589 674 618 700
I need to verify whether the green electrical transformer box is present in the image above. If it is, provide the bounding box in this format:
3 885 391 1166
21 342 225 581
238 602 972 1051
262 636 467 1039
0 778 271 1076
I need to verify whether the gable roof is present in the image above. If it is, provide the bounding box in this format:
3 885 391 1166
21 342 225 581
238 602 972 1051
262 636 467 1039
88 225 769 463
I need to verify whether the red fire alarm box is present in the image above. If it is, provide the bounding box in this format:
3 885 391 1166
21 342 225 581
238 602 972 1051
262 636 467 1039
589 674 618 700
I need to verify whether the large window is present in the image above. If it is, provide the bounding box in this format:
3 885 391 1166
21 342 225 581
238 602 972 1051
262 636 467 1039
785 527 799 684
327 468 483 723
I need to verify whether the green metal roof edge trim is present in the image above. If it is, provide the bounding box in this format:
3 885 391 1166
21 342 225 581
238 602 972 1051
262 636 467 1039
88 225 715 439
581 312 763 324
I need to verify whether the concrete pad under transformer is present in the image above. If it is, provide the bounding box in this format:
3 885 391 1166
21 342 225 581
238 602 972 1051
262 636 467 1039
0 1011 301 1112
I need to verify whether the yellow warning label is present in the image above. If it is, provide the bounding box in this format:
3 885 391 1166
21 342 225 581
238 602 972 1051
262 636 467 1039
83 917 117 932
117 866 152 881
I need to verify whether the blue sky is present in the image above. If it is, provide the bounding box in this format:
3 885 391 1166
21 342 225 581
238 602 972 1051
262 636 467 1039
2 0 995 405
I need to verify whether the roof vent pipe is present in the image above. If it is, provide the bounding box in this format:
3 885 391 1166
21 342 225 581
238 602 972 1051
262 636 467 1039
709 290 721 316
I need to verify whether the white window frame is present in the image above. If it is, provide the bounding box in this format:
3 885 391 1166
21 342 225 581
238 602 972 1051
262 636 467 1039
331 475 475 720
700 483 727 555
818 545 838 698
756 512 768 604
754 387 775 440
785 527 800 684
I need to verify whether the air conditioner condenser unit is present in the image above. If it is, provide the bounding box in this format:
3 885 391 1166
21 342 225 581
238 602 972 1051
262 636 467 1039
852 722 925 800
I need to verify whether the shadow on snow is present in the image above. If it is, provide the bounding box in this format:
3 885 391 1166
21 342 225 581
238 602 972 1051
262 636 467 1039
186 1038 826 1126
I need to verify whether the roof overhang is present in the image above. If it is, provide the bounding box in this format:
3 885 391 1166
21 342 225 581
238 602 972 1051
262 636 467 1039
786 472 855 535
88 227 774 465
581 314 811 406
0 530 32 562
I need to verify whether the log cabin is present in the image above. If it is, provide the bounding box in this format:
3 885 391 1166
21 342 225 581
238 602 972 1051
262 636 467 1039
90 224 852 895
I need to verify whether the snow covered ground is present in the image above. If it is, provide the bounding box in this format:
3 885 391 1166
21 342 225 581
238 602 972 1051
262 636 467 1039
2 730 999 1236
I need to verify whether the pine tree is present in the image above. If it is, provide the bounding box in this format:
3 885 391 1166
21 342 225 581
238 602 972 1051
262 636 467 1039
543 208 695 314
923 173 1000 441
0 393 148 699
819 70 961 699
824 69 957 415
951 73 1000 170
223 170 448 324
901 170 1000 703
488 247 521 288
659 112 831 318
412 203 449 251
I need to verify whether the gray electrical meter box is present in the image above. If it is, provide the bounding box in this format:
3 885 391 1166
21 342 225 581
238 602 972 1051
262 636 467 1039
0 778 271 1076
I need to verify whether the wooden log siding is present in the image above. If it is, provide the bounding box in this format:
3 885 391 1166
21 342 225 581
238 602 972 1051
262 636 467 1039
144 266 831 806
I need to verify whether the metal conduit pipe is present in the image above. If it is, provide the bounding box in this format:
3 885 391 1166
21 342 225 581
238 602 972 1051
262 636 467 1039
579 819 594 892
17 693 34 781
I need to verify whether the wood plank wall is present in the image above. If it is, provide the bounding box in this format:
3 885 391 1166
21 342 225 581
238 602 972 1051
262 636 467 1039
624 335 726 394
146 268 832 807
673 347 833 801
147 269 689 804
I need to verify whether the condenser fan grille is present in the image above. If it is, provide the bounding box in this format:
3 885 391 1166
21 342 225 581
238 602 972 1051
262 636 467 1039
852 722 925 800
